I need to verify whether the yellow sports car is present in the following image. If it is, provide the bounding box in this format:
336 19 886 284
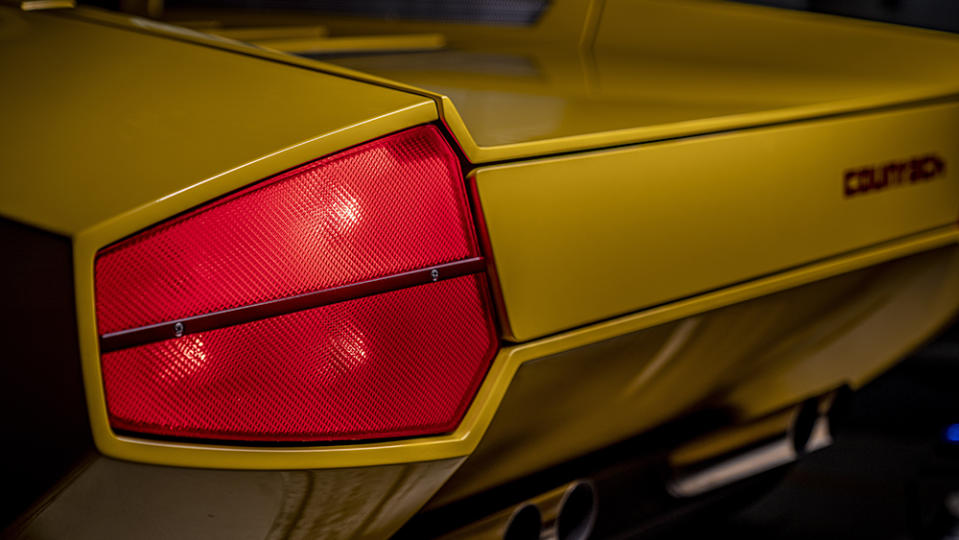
1 0 958 538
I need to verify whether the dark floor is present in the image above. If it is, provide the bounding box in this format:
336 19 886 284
654 322 959 540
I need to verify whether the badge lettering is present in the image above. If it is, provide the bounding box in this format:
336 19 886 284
843 154 945 197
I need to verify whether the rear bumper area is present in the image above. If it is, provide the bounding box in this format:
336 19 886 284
9 456 463 540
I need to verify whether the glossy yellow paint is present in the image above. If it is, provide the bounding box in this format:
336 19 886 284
62 5 444 99
0 7 435 235
4 1 958 480
17 0 74 11
207 24 328 41
322 0 959 162
138 1 959 163
475 101 959 341
164 0 600 49
431 244 959 505
257 33 445 55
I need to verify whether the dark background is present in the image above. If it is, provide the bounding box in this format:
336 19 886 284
736 0 959 33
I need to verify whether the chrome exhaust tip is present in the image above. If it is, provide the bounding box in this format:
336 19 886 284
440 503 542 540
553 481 597 540
529 480 597 540
666 435 798 498
505 504 543 540
666 397 830 498
790 397 820 455
443 480 599 540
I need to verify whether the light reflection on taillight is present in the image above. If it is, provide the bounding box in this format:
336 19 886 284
94 125 498 443
96 126 477 335
102 276 496 442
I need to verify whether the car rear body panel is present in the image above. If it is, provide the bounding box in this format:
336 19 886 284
431 244 959 506
474 101 959 341
3 1 959 537
321 0 959 162
0 6 435 236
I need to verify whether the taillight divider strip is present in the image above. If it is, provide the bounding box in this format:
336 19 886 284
99 256 486 353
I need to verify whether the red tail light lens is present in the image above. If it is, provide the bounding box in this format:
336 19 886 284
96 125 476 335
94 125 498 443
102 276 494 442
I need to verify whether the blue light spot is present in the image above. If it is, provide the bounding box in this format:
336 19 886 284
946 424 959 443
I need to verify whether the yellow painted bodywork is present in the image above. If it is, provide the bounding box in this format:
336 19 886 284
323 0 959 162
205 24 328 41
475 101 959 341
0 7 434 236
3 0 959 532
257 33 445 55
431 244 959 505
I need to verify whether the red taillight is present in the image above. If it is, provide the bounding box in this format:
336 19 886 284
96 125 476 335
102 276 494 441
94 125 498 443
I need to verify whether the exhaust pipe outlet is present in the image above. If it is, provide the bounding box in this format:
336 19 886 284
555 482 598 540
440 503 542 540
667 393 845 498
790 397 820 455
667 435 796 498
826 385 854 439
805 385 853 453
667 399 820 498
530 481 597 540
504 504 543 540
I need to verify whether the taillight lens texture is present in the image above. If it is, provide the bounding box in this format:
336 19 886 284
102 276 495 442
94 125 497 443
95 125 476 335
